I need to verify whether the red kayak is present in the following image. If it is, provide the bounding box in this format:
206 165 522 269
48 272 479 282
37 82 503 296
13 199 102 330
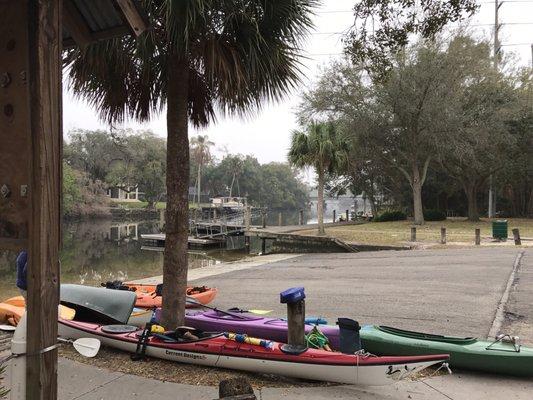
58 319 449 386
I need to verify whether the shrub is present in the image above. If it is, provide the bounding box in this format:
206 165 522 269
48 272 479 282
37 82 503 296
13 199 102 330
374 210 407 222
424 209 446 221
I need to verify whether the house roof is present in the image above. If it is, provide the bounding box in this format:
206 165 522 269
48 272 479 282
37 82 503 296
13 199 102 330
63 0 149 49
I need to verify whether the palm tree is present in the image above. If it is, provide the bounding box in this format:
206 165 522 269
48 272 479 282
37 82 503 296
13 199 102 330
191 135 214 206
65 1 316 328
227 156 244 197
289 122 350 235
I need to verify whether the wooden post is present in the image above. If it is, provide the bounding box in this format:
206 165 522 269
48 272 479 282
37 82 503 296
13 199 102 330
280 288 306 352
261 211 266 228
440 227 446 245
245 206 251 230
512 228 521 245
475 228 481 245
298 209 303 225
345 209 349 222
410 227 416 242
286 300 305 347
261 238 266 255
332 210 336 223
27 1 62 398
278 212 282 226
244 235 250 253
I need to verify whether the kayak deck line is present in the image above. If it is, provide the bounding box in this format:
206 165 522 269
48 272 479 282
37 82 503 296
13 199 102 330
375 326 477 345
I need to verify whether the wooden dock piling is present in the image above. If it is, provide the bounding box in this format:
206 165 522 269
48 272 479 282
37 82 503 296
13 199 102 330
332 210 336 223
345 209 349 221
287 300 305 346
475 228 481 245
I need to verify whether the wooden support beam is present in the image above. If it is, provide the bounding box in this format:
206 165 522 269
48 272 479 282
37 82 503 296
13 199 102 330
63 0 94 50
27 0 62 399
62 26 130 48
114 0 148 36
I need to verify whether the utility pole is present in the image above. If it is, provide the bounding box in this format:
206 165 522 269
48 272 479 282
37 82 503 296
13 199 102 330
489 0 503 218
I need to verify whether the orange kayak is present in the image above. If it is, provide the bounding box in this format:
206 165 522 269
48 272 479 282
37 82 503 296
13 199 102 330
122 283 218 308
0 296 76 326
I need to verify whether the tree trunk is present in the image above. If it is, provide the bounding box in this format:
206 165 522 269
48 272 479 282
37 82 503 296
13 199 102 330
465 181 480 222
317 169 325 235
412 165 424 225
161 53 189 329
197 162 202 205
229 173 235 197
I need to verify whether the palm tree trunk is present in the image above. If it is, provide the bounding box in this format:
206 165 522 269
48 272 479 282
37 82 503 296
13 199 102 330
229 173 235 197
161 53 189 328
197 162 202 206
317 169 325 235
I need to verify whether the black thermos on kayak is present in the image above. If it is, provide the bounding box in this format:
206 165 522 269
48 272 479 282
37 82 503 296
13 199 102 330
337 318 362 354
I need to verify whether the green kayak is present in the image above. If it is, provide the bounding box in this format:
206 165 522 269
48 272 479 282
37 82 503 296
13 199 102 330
360 325 533 377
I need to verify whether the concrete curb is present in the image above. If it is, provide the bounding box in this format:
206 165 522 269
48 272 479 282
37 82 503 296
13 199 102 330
487 250 524 339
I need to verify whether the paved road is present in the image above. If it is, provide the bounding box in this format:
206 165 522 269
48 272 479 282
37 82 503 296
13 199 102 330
4 247 532 400
192 248 527 339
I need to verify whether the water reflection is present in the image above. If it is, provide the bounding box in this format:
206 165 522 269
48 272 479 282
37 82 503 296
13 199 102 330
0 219 247 299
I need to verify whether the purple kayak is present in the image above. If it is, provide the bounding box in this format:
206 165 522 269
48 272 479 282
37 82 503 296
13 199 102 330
183 309 343 349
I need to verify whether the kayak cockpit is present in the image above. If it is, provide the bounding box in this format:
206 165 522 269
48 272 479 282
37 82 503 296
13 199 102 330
150 326 223 344
375 326 477 345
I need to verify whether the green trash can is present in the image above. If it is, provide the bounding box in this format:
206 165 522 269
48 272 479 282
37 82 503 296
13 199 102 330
492 220 508 240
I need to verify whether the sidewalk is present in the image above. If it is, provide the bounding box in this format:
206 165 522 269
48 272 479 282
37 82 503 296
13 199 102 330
58 357 533 400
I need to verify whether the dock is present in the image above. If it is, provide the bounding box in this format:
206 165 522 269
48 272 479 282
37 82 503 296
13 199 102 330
140 233 225 249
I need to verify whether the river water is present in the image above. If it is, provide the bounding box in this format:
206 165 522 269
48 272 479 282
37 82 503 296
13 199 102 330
0 207 336 300
0 219 248 300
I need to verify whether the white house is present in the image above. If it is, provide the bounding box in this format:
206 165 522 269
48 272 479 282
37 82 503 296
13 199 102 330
106 186 141 202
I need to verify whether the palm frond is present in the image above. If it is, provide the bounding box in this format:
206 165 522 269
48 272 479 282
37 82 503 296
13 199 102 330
65 0 318 127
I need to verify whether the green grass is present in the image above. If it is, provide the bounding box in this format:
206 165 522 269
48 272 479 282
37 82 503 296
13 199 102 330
113 201 166 209
189 203 211 210
299 218 533 246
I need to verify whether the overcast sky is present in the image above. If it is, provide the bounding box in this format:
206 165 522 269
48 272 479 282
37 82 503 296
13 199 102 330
63 0 533 170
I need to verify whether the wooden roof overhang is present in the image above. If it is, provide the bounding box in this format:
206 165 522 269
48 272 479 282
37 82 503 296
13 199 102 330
63 0 149 49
